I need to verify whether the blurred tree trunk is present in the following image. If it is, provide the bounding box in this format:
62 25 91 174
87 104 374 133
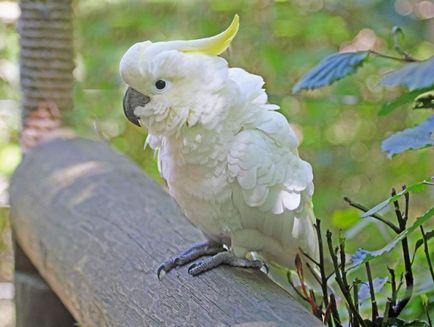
18 0 74 122
14 0 76 326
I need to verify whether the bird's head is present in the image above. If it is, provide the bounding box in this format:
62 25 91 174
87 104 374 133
120 15 239 135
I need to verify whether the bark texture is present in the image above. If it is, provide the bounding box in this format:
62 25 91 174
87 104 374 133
18 0 74 120
14 243 76 327
15 1 77 325
10 138 321 327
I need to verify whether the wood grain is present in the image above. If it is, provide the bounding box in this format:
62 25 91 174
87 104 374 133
10 138 321 327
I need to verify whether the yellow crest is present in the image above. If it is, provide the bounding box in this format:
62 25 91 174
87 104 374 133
179 15 239 56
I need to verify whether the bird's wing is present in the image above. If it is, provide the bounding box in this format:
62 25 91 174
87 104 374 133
228 112 313 215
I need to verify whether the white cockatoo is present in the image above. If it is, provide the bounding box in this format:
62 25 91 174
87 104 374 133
120 15 318 283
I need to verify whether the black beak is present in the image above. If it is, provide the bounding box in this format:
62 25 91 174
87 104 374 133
123 87 150 127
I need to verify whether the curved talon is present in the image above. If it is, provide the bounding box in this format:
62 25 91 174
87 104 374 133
156 241 225 279
187 263 198 274
262 262 269 274
157 267 164 280
157 264 168 280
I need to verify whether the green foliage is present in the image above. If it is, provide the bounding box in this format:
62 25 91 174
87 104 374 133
351 206 434 268
361 179 431 218
381 116 434 158
412 229 434 264
379 88 430 116
293 27 434 158
292 52 369 93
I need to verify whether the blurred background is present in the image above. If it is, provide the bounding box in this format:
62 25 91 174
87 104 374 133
0 0 433 325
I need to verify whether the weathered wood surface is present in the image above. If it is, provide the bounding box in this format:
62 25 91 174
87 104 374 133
10 138 320 327
14 244 76 327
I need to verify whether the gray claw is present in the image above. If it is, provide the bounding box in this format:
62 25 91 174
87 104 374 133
157 241 225 279
188 252 265 276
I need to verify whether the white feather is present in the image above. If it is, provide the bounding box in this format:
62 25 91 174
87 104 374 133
120 37 319 277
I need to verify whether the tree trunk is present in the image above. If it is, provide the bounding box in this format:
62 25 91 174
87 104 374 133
15 0 75 325
18 0 74 121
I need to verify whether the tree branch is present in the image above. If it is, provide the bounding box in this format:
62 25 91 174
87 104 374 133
343 197 400 233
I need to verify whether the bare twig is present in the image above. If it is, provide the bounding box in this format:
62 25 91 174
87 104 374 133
365 262 379 322
308 290 323 320
314 220 330 309
295 254 309 299
368 49 418 62
287 272 310 304
300 248 320 267
396 273 404 295
403 189 409 221
325 271 335 281
323 302 332 326
329 293 342 327
326 230 367 327
390 187 414 317
306 262 322 286
343 197 400 233
388 267 397 307
420 226 434 283
353 279 360 314
425 300 433 327
339 235 347 288
382 299 392 327
392 26 418 62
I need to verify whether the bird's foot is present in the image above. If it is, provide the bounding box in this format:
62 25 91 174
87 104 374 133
188 251 267 276
157 240 225 279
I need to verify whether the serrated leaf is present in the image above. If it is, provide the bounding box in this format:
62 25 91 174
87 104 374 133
381 56 434 91
382 115 434 158
350 206 434 269
357 277 388 303
414 90 434 109
361 178 432 218
379 89 431 116
292 51 369 93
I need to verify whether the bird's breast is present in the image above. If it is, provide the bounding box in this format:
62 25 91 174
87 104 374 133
158 131 240 239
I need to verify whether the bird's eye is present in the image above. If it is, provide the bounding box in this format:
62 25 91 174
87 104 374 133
155 80 166 90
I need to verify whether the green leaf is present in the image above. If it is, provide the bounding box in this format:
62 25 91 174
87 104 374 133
379 89 431 116
350 206 434 269
381 56 434 91
414 90 434 109
292 51 369 93
381 115 434 158
361 178 432 218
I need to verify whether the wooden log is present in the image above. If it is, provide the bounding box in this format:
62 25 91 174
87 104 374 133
10 138 321 327
15 243 76 327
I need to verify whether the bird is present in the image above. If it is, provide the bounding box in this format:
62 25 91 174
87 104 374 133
120 15 319 284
